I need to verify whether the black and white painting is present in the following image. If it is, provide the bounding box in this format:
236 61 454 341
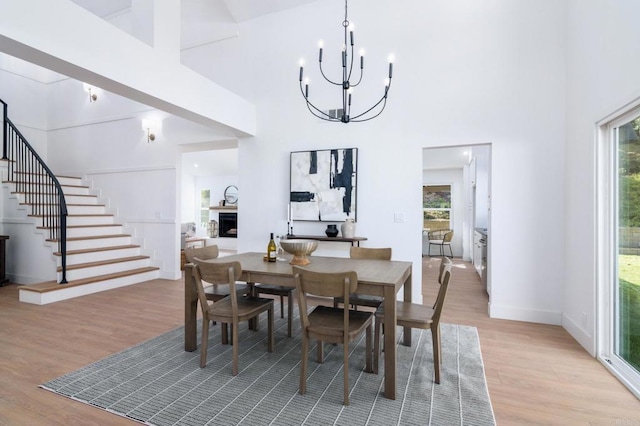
290 148 357 221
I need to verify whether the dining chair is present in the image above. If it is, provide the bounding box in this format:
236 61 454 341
185 245 249 302
428 229 454 257
254 284 294 337
373 264 453 384
333 246 392 311
192 259 275 375
293 266 373 405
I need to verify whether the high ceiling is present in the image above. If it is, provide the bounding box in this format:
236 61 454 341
71 0 319 49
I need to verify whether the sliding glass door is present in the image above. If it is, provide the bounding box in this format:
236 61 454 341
616 118 640 375
602 110 640 396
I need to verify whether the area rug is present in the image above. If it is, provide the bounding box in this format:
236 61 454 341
41 306 495 425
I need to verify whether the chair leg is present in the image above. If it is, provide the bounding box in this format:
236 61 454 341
279 295 284 318
200 316 210 368
373 318 380 374
343 340 349 405
232 321 239 376
317 340 324 363
221 322 229 345
300 335 308 395
432 325 441 384
268 307 274 352
287 293 293 337
365 324 372 373
447 244 453 257
333 297 339 308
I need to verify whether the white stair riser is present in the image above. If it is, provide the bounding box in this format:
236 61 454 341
61 186 90 196
67 226 124 238
59 259 151 281
57 177 83 186
67 236 132 251
66 205 106 215
60 247 142 264
67 215 114 226
20 270 160 305
13 193 98 205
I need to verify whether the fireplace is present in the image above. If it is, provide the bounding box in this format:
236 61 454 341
219 212 237 238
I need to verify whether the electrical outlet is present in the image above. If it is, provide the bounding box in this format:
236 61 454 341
393 212 405 223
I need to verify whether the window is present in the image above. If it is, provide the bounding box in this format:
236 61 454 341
423 185 451 231
199 189 210 229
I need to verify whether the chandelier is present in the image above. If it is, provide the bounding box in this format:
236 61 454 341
298 0 393 123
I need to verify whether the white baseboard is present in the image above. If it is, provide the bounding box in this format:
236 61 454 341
488 302 562 325
562 312 595 356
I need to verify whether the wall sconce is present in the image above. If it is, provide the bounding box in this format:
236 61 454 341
142 119 160 143
82 83 98 102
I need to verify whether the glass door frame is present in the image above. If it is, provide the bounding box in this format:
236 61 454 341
597 102 640 398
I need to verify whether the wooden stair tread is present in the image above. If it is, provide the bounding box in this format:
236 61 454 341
18 267 159 293
53 244 140 256
57 256 150 272
38 224 121 230
11 191 96 197
50 234 131 242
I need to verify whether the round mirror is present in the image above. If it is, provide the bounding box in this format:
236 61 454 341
224 185 238 205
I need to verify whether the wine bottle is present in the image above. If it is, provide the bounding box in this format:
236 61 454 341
267 233 277 262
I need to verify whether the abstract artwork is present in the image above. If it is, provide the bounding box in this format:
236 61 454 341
290 148 357 221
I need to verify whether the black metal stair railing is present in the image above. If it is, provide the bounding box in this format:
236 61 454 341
1 98 68 284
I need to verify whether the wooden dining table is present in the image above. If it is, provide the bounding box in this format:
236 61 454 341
183 251 412 400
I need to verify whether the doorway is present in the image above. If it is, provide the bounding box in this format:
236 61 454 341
422 144 491 295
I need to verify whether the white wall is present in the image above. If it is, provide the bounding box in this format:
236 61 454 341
564 0 640 354
182 0 567 312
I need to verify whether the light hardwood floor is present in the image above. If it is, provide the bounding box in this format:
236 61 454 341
0 258 638 425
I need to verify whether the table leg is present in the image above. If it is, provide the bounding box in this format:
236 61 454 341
184 264 198 352
383 285 397 400
403 270 412 347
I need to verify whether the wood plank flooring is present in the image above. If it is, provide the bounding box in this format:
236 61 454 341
0 257 637 425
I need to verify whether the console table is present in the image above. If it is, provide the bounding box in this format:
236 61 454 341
286 234 367 247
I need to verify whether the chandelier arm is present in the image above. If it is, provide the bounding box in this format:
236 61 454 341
319 62 343 86
307 102 339 121
304 96 336 120
350 67 364 87
350 97 388 122
350 92 388 121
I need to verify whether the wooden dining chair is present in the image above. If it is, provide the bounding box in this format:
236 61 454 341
254 284 294 337
185 245 249 302
293 266 373 405
333 246 392 311
192 259 275 375
373 264 453 384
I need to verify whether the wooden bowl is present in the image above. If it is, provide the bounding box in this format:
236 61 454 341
280 239 318 265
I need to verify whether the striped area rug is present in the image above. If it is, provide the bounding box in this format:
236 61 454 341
41 306 495 425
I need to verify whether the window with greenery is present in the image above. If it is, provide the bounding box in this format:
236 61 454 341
423 185 451 231
200 189 210 228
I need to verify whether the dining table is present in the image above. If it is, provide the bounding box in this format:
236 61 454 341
183 251 413 401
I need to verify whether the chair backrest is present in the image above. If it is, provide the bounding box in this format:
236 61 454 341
443 230 454 243
427 229 450 240
185 245 219 264
349 246 392 260
192 259 242 314
293 266 358 344
432 265 453 327
438 256 453 284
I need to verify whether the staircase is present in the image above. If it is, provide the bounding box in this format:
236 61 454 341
13 175 159 304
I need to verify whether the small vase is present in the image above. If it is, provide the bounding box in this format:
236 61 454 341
325 224 339 237
341 218 356 239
